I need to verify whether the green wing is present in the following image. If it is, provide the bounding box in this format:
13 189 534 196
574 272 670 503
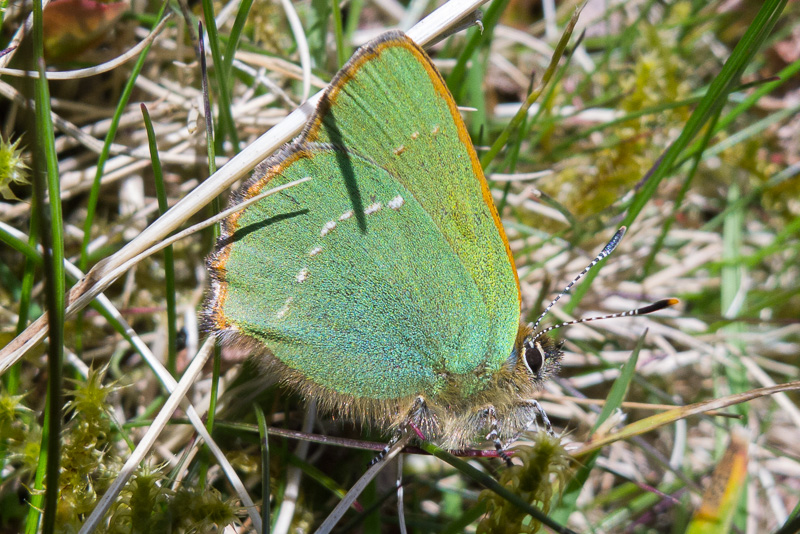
206 32 520 402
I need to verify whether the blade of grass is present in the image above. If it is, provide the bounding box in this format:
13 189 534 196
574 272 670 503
685 428 749 534
623 0 788 226
307 0 332 67
592 336 644 433
200 0 239 152
331 0 346 68
280 0 312 103
73 5 170 362
337 478 401 532
31 0 64 527
571 381 800 457
316 433 412 533
594 479 684 532
222 0 255 79
197 22 224 491
255 404 271 534
24 397 50 534
711 56 800 137
720 184 749 414
697 102 800 163
775 502 800 534
343 0 364 43
141 104 178 377
446 0 509 96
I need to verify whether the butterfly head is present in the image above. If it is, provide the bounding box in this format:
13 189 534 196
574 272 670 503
520 331 564 387
505 324 563 392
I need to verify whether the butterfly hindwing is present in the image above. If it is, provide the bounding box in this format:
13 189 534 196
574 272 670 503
211 148 494 399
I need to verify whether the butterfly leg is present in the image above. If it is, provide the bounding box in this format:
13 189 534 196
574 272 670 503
485 406 513 467
529 399 555 436
500 399 559 450
508 399 556 444
371 428 403 466
370 396 430 465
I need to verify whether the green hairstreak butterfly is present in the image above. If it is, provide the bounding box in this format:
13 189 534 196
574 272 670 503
203 30 675 461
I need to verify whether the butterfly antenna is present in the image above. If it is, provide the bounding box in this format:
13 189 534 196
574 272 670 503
529 226 628 333
531 298 679 342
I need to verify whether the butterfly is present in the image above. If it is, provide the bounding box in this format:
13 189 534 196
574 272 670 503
203 30 675 463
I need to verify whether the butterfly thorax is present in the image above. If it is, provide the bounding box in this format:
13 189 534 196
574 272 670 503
403 324 563 449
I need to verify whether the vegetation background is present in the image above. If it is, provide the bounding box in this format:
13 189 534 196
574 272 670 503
0 0 798 532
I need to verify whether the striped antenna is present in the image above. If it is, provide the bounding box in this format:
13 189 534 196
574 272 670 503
531 298 679 343
529 226 628 333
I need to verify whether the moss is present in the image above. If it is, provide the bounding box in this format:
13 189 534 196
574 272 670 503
477 433 571 534
0 136 29 201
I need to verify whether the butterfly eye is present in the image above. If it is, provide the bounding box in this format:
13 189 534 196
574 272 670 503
523 341 545 375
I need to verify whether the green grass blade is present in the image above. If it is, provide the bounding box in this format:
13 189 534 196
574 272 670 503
331 0 346 68
593 335 644 433
222 0 255 79
24 396 50 534
31 2 65 529
200 0 240 152
141 104 178 377
720 183 749 421
446 0 510 97
622 0 788 227
255 404 271 534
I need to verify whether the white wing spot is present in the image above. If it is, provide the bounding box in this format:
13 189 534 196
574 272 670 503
320 221 337 236
431 125 440 135
411 131 420 140
276 297 293 319
365 202 382 215
338 210 353 221
388 195 405 210
296 268 309 283
309 246 322 257
394 145 407 155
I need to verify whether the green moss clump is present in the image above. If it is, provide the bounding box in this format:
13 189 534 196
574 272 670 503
477 433 571 534
0 136 29 201
103 473 239 534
